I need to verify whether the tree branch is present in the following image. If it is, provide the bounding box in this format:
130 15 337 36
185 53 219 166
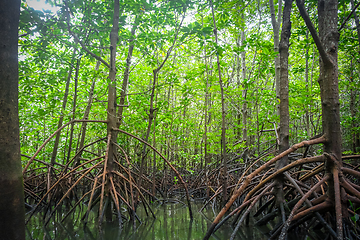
338 0 360 32
296 0 333 67
63 0 110 68
155 11 186 73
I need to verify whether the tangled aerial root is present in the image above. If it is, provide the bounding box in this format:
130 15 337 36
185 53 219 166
202 136 360 240
22 119 193 228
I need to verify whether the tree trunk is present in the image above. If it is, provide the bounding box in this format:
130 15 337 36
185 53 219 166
241 26 248 161
102 0 120 222
0 0 25 239
317 0 342 193
210 0 228 205
297 0 342 237
50 49 76 165
313 0 342 165
275 0 293 220
152 113 157 197
74 60 100 166
350 0 360 153
305 30 311 138
137 15 185 201
351 0 360 45
117 16 139 127
203 37 210 197
350 60 357 153
269 0 282 114
236 35 241 140
66 58 80 163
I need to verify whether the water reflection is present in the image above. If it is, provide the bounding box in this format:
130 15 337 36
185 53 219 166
26 201 268 240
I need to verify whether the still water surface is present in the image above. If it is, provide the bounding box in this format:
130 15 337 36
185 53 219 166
26 201 268 240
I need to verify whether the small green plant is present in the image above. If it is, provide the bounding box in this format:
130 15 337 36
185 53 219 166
342 150 353 155
349 200 360 233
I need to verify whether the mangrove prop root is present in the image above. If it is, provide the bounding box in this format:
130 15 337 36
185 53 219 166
44 160 105 226
278 174 330 240
110 176 121 223
342 167 360 179
84 177 99 225
112 171 155 218
22 119 107 173
333 167 343 239
214 196 256 233
245 155 325 201
99 134 111 220
113 127 193 220
230 183 274 240
202 136 325 240
62 186 100 224
291 200 332 222
25 157 104 224
341 177 360 199
113 143 135 215
284 172 337 238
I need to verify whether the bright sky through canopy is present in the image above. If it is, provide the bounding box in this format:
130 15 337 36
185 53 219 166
26 0 60 13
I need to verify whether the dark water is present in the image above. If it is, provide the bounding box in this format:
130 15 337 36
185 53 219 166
26 201 268 240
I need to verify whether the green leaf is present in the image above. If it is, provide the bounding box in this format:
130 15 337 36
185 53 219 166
351 214 359 222
201 26 213 37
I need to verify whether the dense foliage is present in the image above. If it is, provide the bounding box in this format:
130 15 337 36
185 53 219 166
19 0 359 171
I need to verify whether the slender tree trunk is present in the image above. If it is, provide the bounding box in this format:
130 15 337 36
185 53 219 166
102 0 120 222
278 0 292 176
66 58 80 163
137 14 185 201
203 38 210 197
350 0 360 152
182 103 187 168
349 60 357 153
275 0 293 220
0 1 25 239
51 50 76 165
269 0 282 114
152 110 157 197
351 0 360 45
241 26 248 161
117 16 139 127
236 36 241 140
74 60 100 166
137 68 159 205
305 30 311 138
310 44 316 135
210 0 228 205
